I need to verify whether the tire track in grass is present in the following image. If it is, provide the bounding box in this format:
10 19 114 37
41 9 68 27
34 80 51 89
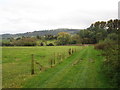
69 47 94 88
53 50 88 88
68 46 111 88
42 48 88 88
23 47 85 88
48 46 111 88
24 46 112 88
54 47 89 88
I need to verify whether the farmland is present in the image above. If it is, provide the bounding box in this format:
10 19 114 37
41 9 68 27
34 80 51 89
2 46 113 88
2 46 80 88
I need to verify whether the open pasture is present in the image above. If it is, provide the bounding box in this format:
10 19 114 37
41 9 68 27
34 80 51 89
2 46 81 88
2 46 113 88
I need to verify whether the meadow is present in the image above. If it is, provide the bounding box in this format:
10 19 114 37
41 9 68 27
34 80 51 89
2 46 80 88
2 46 113 88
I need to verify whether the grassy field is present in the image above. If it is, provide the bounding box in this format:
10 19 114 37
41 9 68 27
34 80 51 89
2 46 81 88
2 46 113 88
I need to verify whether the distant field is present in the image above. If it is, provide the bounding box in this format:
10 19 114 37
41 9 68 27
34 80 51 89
2 46 113 88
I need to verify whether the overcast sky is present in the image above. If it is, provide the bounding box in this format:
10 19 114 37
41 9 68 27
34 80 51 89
0 0 119 34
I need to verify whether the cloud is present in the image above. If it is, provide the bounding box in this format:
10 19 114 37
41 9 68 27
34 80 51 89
0 0 118 34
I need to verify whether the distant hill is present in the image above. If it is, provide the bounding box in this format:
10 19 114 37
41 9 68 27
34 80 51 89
1 28 81 39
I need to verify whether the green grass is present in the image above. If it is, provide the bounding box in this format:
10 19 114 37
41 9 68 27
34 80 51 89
2 46 81 88
2 46 113 88
23 46 113 88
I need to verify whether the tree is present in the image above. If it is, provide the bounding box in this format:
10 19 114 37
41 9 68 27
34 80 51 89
100 21 106 29
12 37 37 46
71 34 81 44
106 33 118 41
78 30 97 44
36 35 41 39
56 32 71 45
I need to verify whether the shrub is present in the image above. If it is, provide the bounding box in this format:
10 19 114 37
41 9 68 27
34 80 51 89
95 40 119 87
94 42 108 50
2 42 14 46
47 43 54 46
12 37 37 46
40 42 44 46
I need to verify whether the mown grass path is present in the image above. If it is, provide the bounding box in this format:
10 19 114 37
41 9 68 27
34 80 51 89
24 46 112 88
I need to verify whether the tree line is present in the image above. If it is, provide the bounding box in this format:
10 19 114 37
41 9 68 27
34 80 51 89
1 19 119 46
94 19 119 87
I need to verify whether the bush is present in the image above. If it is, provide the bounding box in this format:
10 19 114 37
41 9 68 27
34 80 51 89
40 42 44 46
47 43 54 46
94 42 109 50
102 44 119 87
2 42 14 46
12 37 37 46
95 40 120 87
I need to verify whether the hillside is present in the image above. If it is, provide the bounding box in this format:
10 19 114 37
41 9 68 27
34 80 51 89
1 28 81 39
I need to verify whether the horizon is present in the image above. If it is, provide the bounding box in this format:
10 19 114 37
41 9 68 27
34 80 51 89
0 28 82 35
0 0 119 34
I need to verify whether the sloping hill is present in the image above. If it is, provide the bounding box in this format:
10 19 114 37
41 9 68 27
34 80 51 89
1 28 81 39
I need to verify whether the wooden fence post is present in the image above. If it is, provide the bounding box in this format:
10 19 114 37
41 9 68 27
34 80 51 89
72 48 73 54
31 54 34 75
35 61 43 71
68 48 71 55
